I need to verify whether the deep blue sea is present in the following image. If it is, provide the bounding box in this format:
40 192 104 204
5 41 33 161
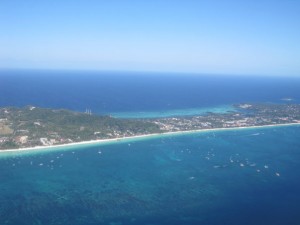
1 70 300 117
1 70 300 225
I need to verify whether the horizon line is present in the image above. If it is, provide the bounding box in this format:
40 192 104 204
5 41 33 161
0 67 299 78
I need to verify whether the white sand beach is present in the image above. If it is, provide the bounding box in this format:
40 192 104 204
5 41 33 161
1 122 299 154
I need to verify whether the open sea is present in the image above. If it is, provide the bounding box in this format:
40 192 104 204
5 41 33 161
1 70 300 225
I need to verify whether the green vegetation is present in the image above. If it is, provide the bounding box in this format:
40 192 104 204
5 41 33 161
1 103 300 150
0 106 161 149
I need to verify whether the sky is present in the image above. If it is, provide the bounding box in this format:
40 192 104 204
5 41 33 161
0 0 300 76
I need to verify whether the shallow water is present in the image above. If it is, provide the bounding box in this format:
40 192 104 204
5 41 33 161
110 105 236 118
1 125 300 225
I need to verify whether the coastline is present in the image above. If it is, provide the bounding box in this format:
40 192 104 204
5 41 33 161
1 122 300 154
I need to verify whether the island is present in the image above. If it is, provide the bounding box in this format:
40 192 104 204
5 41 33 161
1 103 300 150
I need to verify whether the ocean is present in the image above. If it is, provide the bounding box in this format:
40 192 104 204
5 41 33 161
0 70 300 225
1 70 300 117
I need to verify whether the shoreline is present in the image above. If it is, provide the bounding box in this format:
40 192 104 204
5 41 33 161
1 122 300 154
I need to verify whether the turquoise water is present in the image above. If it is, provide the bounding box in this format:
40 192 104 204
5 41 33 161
110 105 236 118
1 125 300 225
1 71 300 224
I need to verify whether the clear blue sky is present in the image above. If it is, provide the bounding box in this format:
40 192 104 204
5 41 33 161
0 0 299 75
